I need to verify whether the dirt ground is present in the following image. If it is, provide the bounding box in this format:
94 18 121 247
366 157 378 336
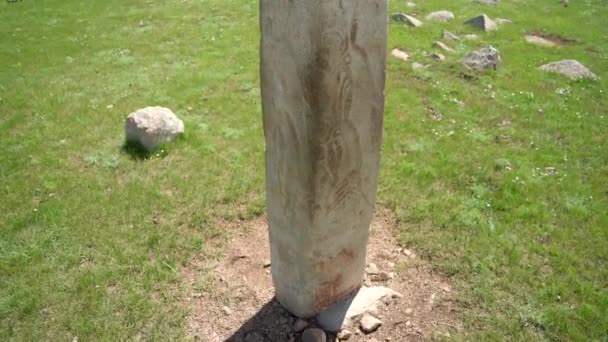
182 208 462 341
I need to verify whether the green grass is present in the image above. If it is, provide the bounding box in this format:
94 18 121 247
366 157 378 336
1 0 607 340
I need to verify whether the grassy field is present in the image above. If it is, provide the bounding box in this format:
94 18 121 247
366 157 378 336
1 0 607 340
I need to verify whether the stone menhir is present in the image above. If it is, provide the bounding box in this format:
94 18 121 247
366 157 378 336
260 1 387 319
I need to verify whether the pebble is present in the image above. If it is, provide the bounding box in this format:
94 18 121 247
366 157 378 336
365 263 379 275
301 328 326 342
431 53 446 61
221 306 232 316
359 314 382 333
405 308 413 316
337 329 354 341
293 319 309 332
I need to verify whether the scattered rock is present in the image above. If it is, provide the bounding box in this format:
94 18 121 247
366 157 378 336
465 14 497 31
316 286 403 331
391 49 410 62
463 46 501 70
402 248 416 258
464 34 479 40
391 13 423 27
443 30 460 41
301 328 326 342
433 41 455 52
293 319 309 333
495 18 513 25
539 60 598 80
426 11 455 22
431 53 446 61
125 106 184 152
525 35 556 47
366 263 380 275
263 260 272 268
337 329 354 341
360 314 382 334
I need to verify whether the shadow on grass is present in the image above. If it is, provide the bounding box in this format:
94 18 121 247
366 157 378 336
121 140 152 160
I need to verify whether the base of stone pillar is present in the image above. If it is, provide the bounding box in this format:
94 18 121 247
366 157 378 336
315 286 403 332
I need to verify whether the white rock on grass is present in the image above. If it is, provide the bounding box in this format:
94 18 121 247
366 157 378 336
433 41 454 52
125 106 184 152
426 11 455 22
391 13 423 27
443 30 460 41
391 48 410 62
539 60 598 80
525 35 556 47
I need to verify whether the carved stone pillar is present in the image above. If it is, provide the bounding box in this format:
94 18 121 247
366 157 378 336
260 0 387 318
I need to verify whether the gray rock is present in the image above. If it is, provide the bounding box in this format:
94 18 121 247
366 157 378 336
463 46 501 70
125 106 184 152
359 314 382 333
391 13 423 27
301 328 326 342
539 60 598 80
293 319 309 333
465 14 497 31
443 30 460 41
426 11 455 22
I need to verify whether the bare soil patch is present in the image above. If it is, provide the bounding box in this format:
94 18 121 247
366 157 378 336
526 31 578 46
182 208 462 341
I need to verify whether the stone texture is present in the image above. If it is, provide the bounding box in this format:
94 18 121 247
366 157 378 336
391 13 423 27
260 0 387 318
337 329 354 340
316 286 402 331
539 60 598 80
463 46 501 70
293 319 309 332
465 14 497 31
125 106 184 152
359 314 382 333
301 328 326 342
426 11 455 22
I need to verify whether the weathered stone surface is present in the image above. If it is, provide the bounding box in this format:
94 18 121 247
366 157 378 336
337 329 354 341
465 14 497 31
539 60 598 80
426 11 455 22
293 319 309 333
301 328 326 342
260 1 387 318
443 30 460 41
359 314 382 333
464 46 501 70
125 106 184 152
391 13 423 27
391 49 410 62
316 286 402 331
365 263 379 275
